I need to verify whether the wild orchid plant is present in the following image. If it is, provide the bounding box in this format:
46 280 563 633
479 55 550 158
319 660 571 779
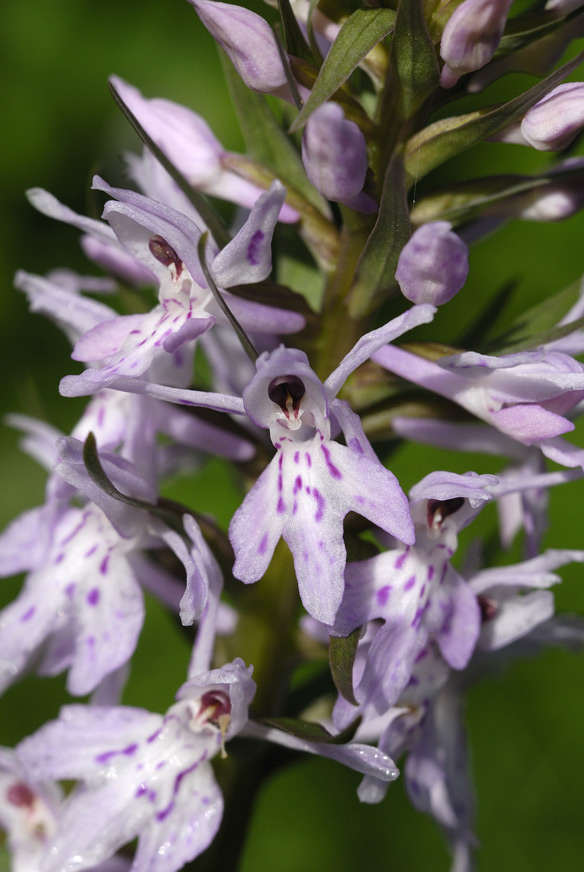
2 1 584 870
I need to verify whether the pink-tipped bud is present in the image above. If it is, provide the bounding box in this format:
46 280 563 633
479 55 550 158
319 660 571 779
395 222 469 305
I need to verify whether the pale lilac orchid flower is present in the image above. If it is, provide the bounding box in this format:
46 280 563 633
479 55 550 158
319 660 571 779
373 342 584 468
58 177 304 398
16 660 256 872
228 304 436 624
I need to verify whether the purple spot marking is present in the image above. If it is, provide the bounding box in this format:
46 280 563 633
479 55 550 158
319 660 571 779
65 583 75 598
404 575 416 591
278 453 284 470
135 784 148 798
419 584 426 599
294 451 300 464
321 444 342 479
394 549 409 570
247 229 265 266
278 474 283 492
414 648 428 663
258 532 269 555
96 743 138 764
294 476 302 494
407 675 420 686
87 636 95 647
100 555 110 575
156 754 207 821
376 586 392 607
349 437 364 454
411 606 424 628
97 405 106 427
277 496 286 514
305 452 312 467
21 606 35 622
85 544 98 558
54 553 65 564
313 488 325 522
87 588 100 606
427 565 434 581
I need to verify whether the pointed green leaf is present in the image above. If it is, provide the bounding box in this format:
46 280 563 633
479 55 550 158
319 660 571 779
108 80 230 249
220 52 328 213
277 0 314 63
260 715 362 744
494 313 584 356
403 51 584 187
411 161 584 226
490 278 584 354
391 0 440 118
348 151 410 317
329 627 361 705
289 7 396 132
497 7 584 56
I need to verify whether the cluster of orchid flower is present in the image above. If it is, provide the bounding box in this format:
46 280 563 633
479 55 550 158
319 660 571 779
2 0 584 870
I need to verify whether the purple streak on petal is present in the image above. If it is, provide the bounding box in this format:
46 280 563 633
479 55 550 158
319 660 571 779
404 576 416 591
100 555 110 575
156 754 206 822
313 488 325 522
277 497 286 514
258 533 269 555
395 550 409 569
20 606 35 622
95 743 138 764
321 444 342 479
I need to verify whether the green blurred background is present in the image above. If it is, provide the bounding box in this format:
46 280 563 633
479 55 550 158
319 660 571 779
1 1 584 869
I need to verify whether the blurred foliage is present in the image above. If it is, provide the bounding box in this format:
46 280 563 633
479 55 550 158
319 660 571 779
1 2 584 871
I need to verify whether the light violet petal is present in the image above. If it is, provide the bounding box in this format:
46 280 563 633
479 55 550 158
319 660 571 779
17 705 162 781
67 559 145 696
229 459 285 585
132 762 223 872
211 182 286 286
216 293 305 335
63 376 246 414
26 188 117 244
72 314 149 363
432 570 480 670
489 405 574 443
14 270 116 345
324 304 436 399
0 505 54 577
325 441 415 546
470 548 584 594
241 721 399 782
478 590 555 650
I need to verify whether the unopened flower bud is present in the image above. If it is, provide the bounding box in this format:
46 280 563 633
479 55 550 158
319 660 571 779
301 103 376 213
188 0 287 94
395 222 469 305
440 0 513 89
520 82 584 151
